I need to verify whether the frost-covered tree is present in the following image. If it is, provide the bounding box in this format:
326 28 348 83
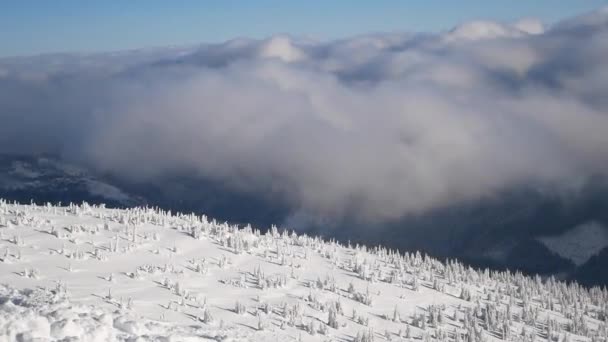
328 305 340 329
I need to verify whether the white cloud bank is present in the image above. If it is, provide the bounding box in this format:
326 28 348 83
1 8 608 223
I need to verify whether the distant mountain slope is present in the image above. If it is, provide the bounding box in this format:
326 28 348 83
0 154 142 207
539 221 608 267
572 247 608 287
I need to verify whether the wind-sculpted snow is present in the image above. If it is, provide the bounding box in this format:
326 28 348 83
0 285 246 342
1 8 608 226
0 200 607 341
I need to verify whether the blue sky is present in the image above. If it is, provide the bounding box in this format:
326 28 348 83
1 0 606 57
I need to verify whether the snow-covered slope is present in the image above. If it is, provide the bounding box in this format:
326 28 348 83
0 201 606 341
539 222 608 267
0 155 140 207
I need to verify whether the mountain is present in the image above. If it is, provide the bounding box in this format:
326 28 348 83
0 154 142 208
326 185 608 286
1 154 607 287
573 247 608 287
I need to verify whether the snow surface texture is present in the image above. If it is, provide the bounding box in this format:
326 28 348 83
0 201 607 342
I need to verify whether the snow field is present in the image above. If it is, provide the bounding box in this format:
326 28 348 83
0 200 607 342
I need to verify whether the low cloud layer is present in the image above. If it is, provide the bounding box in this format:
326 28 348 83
1 8 608 224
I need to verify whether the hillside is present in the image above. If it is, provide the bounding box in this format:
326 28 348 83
0 201 607 341
3 154 608 288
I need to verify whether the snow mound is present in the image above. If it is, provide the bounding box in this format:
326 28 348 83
0 286 238 341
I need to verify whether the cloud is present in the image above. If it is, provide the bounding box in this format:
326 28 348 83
445 19 543 41
1 8 608 225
